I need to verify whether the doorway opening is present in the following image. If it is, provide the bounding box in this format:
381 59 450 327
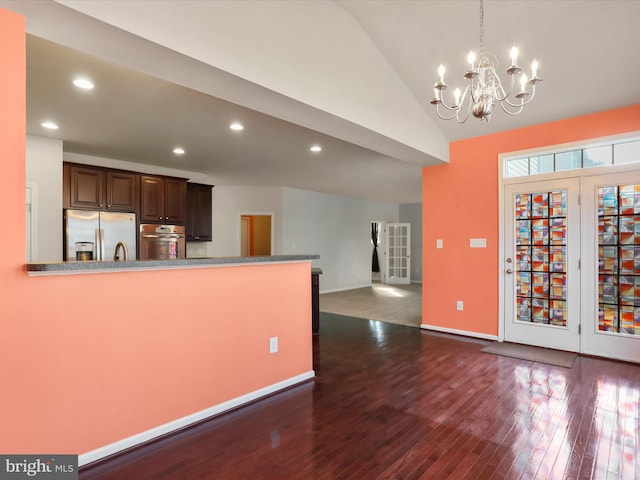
371 221 383 283
241 214 272 256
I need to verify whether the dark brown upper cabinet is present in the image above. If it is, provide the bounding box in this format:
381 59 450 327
186 183 213 241
140 175 187 224
64 163 138 212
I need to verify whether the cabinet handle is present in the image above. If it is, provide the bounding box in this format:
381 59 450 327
159 216 162 220
165 216 169 220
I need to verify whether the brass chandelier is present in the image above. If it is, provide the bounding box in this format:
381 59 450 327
430 0 542 123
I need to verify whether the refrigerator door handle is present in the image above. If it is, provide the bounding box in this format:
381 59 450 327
96 228 105 261
100 229 105 261
95 229 99 261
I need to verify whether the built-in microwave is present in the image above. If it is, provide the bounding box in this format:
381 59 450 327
139 224 186 260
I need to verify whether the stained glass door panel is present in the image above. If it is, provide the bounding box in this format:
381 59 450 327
597 184 640 336
515 190 567 327
504 179 580 352
583 173 640 363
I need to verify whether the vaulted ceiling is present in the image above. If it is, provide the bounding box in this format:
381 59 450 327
4 0 640 204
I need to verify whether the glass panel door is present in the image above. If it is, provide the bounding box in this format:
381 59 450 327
385 223 410 285
504 178 580 351
582 173 640 362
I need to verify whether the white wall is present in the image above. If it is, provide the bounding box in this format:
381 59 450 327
26 135 63 262
208 186 284 258
281 187 398 293
399 203 422 283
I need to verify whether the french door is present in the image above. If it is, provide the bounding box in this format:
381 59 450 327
385 223 411 285
504 173 640 362
504 178 581 352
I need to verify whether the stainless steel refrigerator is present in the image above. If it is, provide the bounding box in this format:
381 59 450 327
64 209 137 261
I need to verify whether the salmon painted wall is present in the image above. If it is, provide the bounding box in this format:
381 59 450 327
0 9 312 456
422 104 640 337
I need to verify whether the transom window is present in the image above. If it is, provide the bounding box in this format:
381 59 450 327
504 139 640 178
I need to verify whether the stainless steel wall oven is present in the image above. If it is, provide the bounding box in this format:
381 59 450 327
139 224 186 260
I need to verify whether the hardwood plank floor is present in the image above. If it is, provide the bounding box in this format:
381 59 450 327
80 313 640 479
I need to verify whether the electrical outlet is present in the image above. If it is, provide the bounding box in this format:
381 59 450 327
269 337 278 354
456 301 464 311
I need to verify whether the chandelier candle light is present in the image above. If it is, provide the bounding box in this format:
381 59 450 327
431 0 541 123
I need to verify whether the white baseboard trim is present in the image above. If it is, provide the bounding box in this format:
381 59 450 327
420 324 499 342
79 370 315 467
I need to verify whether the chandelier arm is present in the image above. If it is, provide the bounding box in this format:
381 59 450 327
436 96 458 111
491 74 515 103
455 107 471 123
460 84 473 106
436 84 471 112
498 101 525 116
501 85 537 109
466 75 476 104
435 103 461 121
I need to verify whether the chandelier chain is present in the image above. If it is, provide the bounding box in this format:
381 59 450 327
479 0 485 55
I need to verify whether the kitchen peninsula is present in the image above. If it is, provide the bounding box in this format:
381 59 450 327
26 254 319 274
21 252 319 466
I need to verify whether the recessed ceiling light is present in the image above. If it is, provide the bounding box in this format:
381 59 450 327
41 121 59 130
310 145 322 152
173 147 185 155
229 122 244 131
73 78 94 90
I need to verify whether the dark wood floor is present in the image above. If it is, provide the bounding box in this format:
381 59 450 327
80 313 640 479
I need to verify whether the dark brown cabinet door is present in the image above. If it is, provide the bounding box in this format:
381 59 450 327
186 183 212 241
140 175 165 222
68 165 105 209
106 171 139 211
164 178 186 224
140 175 186 223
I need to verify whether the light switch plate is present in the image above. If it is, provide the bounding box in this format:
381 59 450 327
436 239 443 249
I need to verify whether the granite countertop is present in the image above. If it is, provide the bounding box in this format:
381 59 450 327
26 254 320 275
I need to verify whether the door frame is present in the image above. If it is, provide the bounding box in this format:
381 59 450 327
238 212 274 256
26 182 37 262
371 221 386 283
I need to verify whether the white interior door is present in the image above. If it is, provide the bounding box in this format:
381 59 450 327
385 223 411 285
503 178 581 352
581 172 640 363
